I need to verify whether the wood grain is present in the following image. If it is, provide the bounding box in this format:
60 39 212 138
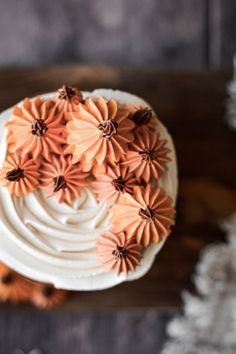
0 0 206 68
0 66 235 311
0 308 171 354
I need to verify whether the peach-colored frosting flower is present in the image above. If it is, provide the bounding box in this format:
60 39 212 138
120 104 157 134
96 232 142 275
112 185 175 247
40 154 89 204
0 153 40 196
6 97 65 160
66 97 135 165
92 163 137 207
55 85 83 119
31 283 67 309
122 130 171 183
0 263 32 303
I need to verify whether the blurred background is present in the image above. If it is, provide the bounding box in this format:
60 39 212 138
0 0 235 69
0 1 236 354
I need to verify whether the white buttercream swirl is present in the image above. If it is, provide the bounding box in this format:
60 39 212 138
0 89 178 290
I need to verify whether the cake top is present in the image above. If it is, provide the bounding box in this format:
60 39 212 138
0 86 176 281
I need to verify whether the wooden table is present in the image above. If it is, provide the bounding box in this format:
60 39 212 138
0 66 236 311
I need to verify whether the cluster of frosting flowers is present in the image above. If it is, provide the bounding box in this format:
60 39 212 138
0 88 90 205
63 89 176 275
0 85 176 277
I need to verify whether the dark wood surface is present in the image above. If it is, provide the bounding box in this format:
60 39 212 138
0 66 236 312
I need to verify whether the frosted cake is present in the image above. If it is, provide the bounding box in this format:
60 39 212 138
0 87 177 290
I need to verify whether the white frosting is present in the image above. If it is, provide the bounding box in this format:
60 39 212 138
0 89 178 290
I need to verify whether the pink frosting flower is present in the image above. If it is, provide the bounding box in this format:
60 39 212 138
40 154 89 204
0 153 40 196
66 97 135 165
119 104 157 134
92 163 138 207
6 97 65 161
96 232 142 275
111 185 176 247
55 85 83 119
122 130 171 183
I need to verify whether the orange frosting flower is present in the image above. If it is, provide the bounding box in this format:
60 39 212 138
40 154 89 204
92 164 137 207
112 185 175 247
31 283 67 309
6 97 65 160
66 97 135 165
0 153 40 196
0 263 32 303
96 232 142 275
55 85 83 119
123 130 171 183
120 104 157 134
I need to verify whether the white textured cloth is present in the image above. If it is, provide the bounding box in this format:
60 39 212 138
162 214 236 354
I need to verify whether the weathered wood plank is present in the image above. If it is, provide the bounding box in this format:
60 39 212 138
0 308 171 354
0 0 207 67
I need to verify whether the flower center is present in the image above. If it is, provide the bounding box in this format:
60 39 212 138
53 175 67 192
6 167 24 182
1 273 14 285
32 119 48 137
111 176 126 192
97 119 118 139
58 85 77 101
132 108 152 126
139 206 155 221
139 148 156 162
112 246 128 260
42 285 54 298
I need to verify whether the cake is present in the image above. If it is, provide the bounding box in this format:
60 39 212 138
0 87 177 291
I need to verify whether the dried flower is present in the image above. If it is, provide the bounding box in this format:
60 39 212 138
31 283 67 309
0 263 32 303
